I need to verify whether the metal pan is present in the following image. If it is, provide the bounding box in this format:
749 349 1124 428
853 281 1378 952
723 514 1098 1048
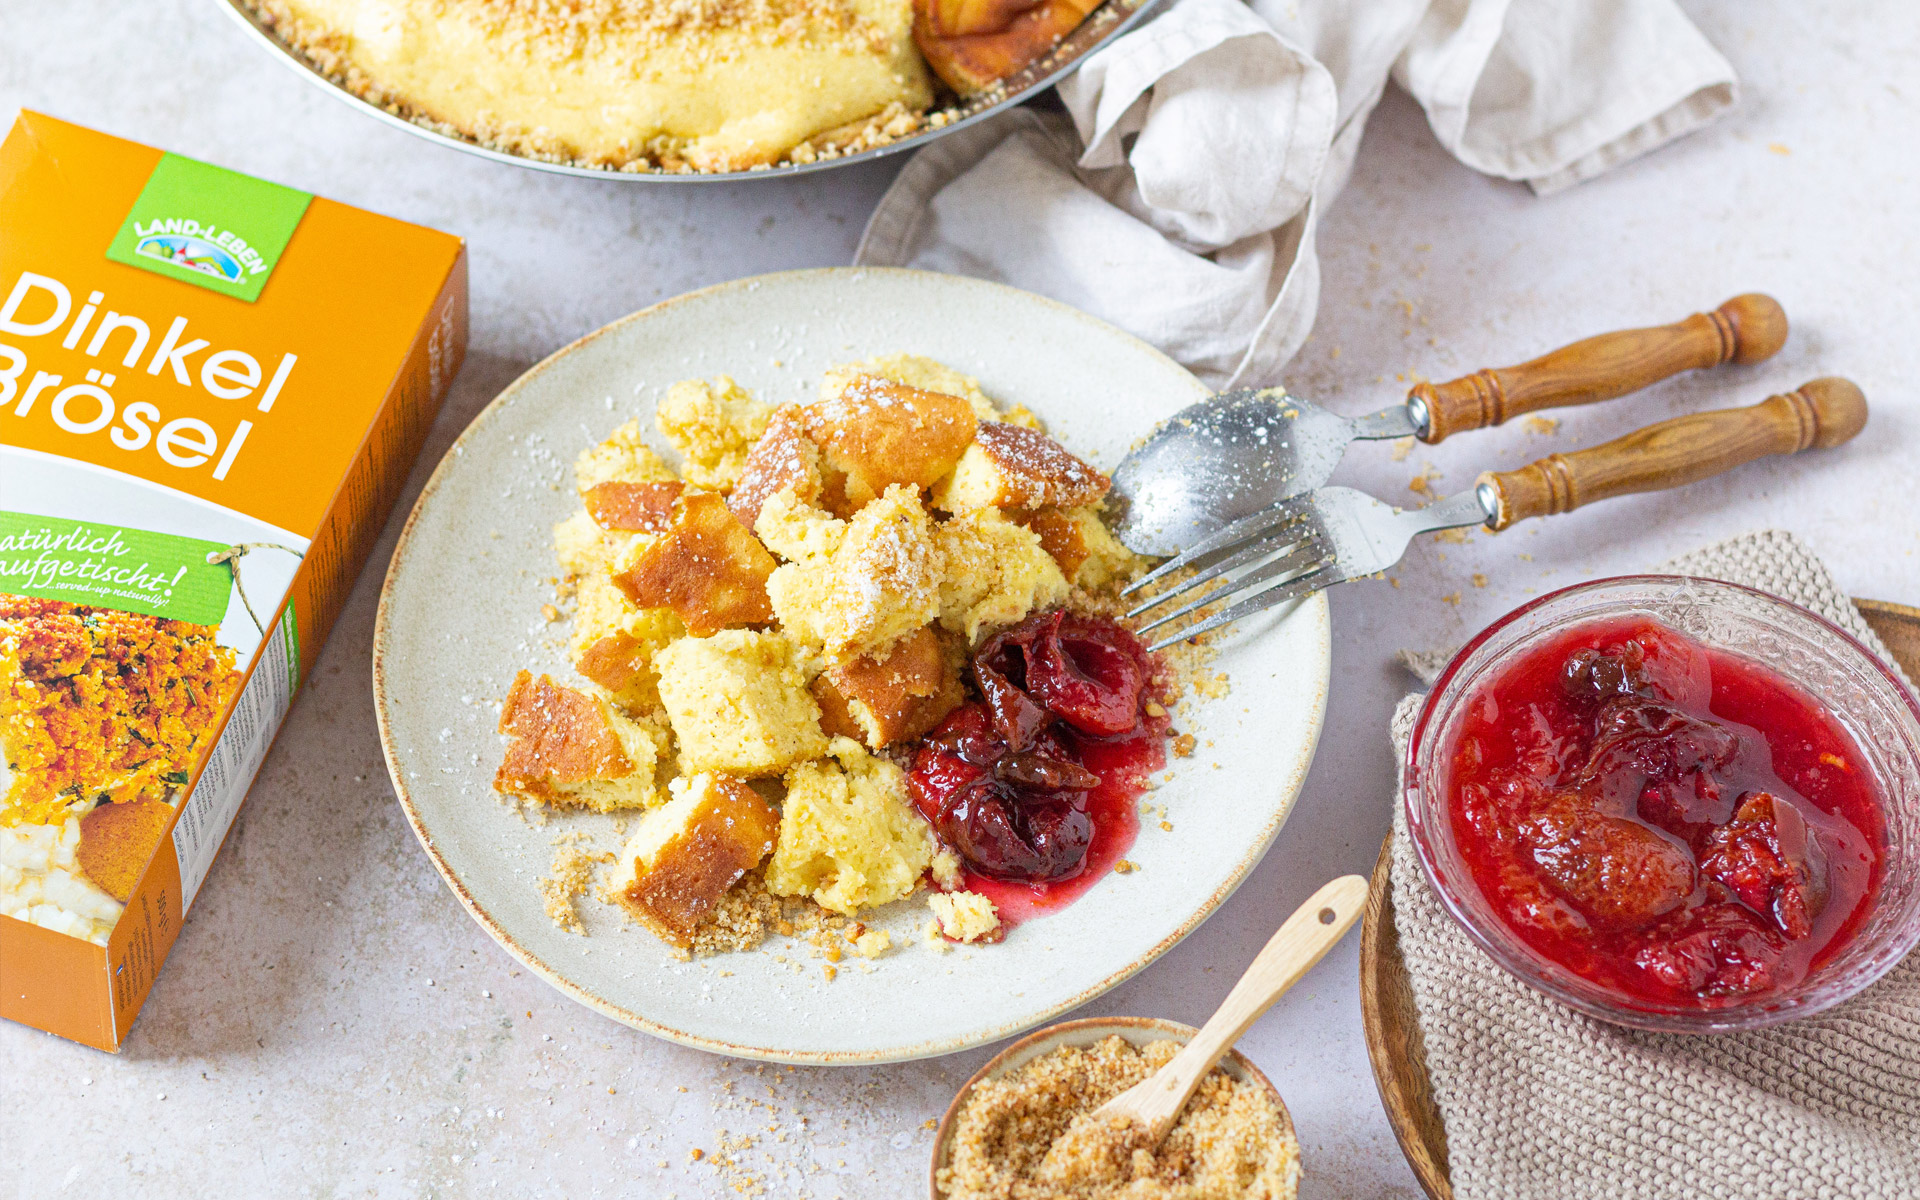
215 0 1163 182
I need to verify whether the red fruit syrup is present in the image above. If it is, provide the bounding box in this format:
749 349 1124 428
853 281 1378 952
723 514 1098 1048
908 610 1170 930
1443 615 1884 1007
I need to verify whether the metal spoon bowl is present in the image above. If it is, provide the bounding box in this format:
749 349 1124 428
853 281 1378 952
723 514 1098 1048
1108 387 1416 556
927 1016 1294 1199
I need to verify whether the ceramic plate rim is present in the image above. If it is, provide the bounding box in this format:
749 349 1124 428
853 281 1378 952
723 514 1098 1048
372 267 1331 1063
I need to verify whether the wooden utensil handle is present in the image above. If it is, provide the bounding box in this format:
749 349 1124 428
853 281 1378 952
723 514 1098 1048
1479 377 1866 531
1123 875 1369 1141
1413 294 1787 443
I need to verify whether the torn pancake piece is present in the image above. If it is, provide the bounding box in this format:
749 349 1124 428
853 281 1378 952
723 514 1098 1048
494 671 663 811
934 507 1068 644
610 772 780 948
932 421 1110 514
728 406 825 532
655 377 774 491
583 481 686 535
914 0 1102 98
811 624 964 749
802 373 976 510
572 600 686 718
825 354 1003 424
767 483 944 661
574 420 678 490
765 736 934 915
613 490 777 636
1020 504 1143 590
555 480 686 578
654 630 829 776
752 486 848 566
928 889 1001 942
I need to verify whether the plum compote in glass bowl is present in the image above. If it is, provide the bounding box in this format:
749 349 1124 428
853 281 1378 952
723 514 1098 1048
1406 577 1920 1032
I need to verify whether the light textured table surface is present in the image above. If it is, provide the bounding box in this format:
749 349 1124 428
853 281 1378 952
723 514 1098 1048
3 2 1916 1196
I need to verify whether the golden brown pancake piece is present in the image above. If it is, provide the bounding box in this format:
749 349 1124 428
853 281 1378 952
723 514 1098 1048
584 481 685 533
729 407 824 531
574 631 650 695
811 625 964 747
616 774 781 947
802 375 977 510
614 492 778 635
933 421 1110 513
1020 506 1090 578
914 0 1102 95
496 671 633 797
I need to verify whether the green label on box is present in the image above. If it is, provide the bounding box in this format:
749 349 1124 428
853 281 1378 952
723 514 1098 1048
0 510 233 626
105 152 312 302
278 598 301 696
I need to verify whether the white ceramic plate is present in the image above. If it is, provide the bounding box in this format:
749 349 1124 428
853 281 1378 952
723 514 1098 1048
373 268 1330 1063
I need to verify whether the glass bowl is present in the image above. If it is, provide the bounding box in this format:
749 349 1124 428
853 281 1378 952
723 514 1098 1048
1404 575 1920 1033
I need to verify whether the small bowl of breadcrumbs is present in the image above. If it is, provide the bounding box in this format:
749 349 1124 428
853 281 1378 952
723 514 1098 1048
931 1016 1301 1199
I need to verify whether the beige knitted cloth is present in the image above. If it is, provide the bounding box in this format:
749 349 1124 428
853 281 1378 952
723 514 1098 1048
1388 530 1920 1200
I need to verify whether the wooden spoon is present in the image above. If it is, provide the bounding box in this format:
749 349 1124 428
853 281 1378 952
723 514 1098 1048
1083 874 1370 1146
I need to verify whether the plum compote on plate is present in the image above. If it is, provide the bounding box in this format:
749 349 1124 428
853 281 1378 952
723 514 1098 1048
1446 616 1883 1006
909 609 1170 925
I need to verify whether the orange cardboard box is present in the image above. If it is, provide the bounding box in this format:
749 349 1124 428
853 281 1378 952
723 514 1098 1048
0 111 467 1050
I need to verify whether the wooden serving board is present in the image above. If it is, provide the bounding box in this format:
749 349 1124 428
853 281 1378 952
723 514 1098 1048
1358 597 1920 1200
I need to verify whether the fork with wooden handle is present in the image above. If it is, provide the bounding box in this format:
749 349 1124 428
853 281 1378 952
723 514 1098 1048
1126 377 1868 650
1056 875 1370 1159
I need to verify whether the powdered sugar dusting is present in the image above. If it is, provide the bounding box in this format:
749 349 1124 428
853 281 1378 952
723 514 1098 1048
976 422 1110 508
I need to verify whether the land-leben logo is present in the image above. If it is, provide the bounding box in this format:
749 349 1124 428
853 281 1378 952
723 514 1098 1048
106 153 312 303
131 221 257 283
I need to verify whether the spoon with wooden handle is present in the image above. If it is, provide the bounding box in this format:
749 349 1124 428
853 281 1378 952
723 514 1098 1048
1111 294 1788 554
1078 874 1370 1147
1130 378 1868 648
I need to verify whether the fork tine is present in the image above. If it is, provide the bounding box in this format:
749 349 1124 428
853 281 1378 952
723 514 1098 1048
1129 538 1323 630
1135 540 1330 636
1146 564 1339 652
1125 528 1314 620
1120 499 1309 596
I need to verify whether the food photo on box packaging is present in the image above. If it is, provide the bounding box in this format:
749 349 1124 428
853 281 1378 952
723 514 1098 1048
2 2 1916 1198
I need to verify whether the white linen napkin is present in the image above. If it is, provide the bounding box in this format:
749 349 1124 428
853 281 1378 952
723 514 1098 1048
857 0 1737 390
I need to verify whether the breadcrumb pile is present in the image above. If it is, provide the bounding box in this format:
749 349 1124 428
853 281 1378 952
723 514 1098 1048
940 1036 1299 1200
